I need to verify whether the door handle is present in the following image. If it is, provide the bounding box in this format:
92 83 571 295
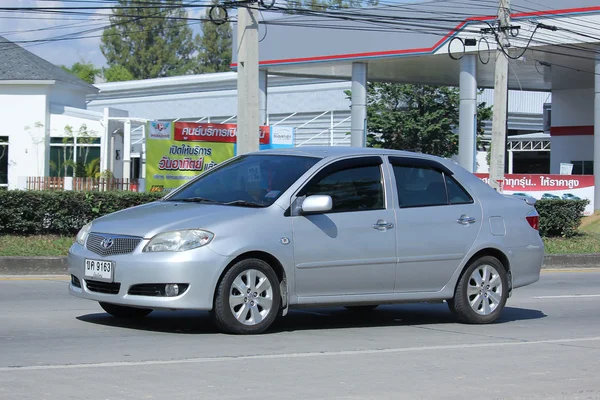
457 215 476 225
373 220 394 230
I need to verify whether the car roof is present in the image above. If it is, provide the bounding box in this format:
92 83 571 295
251 146 443 161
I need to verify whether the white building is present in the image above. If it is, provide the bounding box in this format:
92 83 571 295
87 72 550 175
0 36 132 190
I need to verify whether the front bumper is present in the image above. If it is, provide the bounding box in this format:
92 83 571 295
68 241 233 310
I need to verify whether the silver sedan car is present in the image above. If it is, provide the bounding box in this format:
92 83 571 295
68 147 544 334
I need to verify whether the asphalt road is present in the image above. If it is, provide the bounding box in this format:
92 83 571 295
1 269 600 400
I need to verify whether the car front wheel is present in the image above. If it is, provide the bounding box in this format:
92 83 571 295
448 256 508 324
99 302 153 318
213 258 281 334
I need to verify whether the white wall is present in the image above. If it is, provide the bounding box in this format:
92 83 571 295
102 108 129 178
476 151 489 173
550 136 594 174
550 88 594 174
0 84 50 188
49 84 90 109
50 112 103 138
551 88 594 127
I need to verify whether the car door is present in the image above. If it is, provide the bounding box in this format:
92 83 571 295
388 156 482 293
290 156 397 297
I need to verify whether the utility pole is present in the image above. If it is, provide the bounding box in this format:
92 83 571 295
236 2 260 155
489 0 511 191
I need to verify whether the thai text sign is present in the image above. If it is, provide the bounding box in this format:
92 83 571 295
145 121 294 193
475 173 595 216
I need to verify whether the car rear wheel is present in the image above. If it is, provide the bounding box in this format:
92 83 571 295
99 302 153 318
213 258 281 334
448 256 508 324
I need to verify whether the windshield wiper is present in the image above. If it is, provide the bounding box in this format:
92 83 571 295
222 200 266 208
167 197 221 204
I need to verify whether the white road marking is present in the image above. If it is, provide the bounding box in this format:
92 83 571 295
2 336 600 372
534 294 600 299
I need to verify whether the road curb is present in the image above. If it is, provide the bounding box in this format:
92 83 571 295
0 257 67 275
542 254 600 268
0 254 599 275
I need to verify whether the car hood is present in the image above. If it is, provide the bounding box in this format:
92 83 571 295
89 201 265 238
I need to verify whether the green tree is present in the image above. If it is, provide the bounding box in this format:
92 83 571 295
195 0 232 73
286 0 378 11
102 65 135 82
351 83 493 158
60 61 100 84
100 0 197 80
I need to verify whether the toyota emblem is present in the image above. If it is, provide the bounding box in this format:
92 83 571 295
100 238 114 249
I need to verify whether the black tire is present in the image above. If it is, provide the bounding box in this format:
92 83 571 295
213 258 281 335
99 302 152 318
344 305 379 312
448 256 508 324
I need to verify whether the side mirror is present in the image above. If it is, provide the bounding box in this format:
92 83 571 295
301 195 332 214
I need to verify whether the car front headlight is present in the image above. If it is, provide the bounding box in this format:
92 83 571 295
144 229 214 252
76 222 92 246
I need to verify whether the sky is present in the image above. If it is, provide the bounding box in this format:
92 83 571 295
0 0 427 69
0 0 208 68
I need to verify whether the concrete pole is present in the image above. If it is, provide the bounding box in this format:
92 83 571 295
351 62 368 147
236 4 260 155
123 120 131 181
259 70 268 126
594 55 600 211
458 54 478 172
489 0 511 191
101 108 110 173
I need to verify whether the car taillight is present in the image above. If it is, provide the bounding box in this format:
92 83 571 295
526 215 539 230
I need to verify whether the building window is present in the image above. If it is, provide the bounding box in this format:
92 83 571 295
570 161 594 175
49 131 101 178
0 136 8 187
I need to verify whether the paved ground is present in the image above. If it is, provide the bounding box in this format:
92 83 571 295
1 269 600 400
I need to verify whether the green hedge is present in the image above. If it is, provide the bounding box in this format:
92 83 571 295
0 190 164 236
0 190 591 239
536 199 589 238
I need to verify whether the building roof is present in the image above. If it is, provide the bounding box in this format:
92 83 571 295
0 36 98 92
508 132 551 141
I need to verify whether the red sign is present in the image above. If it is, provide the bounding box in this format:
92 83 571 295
475 174 594 191
174 122 270 144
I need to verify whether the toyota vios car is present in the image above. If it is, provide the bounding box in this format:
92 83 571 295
68 147 544 334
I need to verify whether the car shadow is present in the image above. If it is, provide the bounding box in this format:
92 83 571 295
76 302 546 335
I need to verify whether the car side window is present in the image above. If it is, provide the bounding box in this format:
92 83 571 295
445 175 473 204
393 165 447 208
391 162 474 208
303 165 384 213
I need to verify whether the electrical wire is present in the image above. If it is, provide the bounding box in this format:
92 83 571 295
0 0 598 73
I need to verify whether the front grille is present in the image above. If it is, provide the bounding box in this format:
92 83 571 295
71 275 81 288
128 284 189 297
85 280 121 295
86 233 142 257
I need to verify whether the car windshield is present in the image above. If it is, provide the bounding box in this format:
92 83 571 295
165 154 320 207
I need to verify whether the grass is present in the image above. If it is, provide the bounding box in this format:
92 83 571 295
0 235 75 257
0 213 599 257
543 212 600 255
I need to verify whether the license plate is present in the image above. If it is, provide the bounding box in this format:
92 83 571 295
84 259 114 282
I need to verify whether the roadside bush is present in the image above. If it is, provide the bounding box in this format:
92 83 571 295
0 190 164 236
536 199 589 238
